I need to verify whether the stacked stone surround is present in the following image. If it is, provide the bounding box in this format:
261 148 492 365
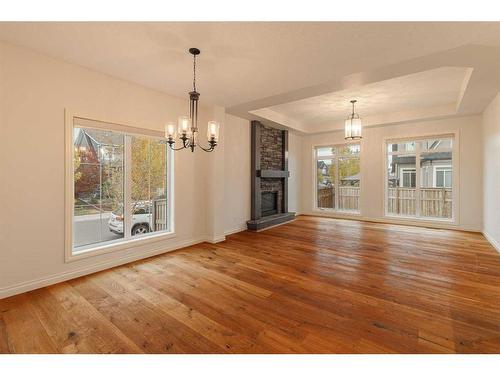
259 124 284 215
260 125 283 170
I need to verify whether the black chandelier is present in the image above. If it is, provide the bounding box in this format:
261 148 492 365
165 48 220 152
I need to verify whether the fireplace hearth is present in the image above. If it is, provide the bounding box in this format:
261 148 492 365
247 121 295 231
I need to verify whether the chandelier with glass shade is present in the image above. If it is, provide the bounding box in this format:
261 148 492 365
344 99 362 140
165 48 220 152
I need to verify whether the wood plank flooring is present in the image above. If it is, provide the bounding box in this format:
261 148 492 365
1 215 500 353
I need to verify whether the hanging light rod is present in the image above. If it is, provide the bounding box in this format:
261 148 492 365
165 48 220 152
344 99 362 140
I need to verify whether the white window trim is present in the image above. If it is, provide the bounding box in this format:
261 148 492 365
312 141 362 215
383 131 459 225
64 109 175 263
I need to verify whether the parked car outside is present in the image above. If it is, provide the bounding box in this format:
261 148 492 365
108 201 153 236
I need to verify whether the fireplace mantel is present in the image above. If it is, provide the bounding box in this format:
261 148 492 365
257 170 290 178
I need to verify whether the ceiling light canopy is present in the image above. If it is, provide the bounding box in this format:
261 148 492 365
165 48 220 152
345 100 362 140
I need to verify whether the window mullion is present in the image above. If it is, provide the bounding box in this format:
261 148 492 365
124 135 132 240
98 144 103 242
334 155 339 211
415 142 421 218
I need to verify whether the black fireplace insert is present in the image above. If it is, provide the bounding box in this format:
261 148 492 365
261 191 278 217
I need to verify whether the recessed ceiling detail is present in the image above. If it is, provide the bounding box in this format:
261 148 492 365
261 67 472 127
232 42 500 133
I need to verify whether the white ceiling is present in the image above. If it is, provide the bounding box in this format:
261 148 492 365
267 67 471 125
2 22 500 133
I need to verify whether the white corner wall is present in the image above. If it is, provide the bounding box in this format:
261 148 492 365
288 132 302 214
0 40 215 297
301 115 483 232
482 92 500 251
224 114 251 234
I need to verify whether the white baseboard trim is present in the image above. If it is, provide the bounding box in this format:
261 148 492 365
0 236 206 299
300 212 482 233
483 231 500 253
206 235 226 244
224 226 247 236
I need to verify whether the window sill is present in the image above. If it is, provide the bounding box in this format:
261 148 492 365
66 230 176 263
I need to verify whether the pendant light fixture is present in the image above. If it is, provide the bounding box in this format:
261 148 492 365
344 99 362 140
165 48 220 152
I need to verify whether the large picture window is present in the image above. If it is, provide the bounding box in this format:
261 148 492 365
386 136 454 220
70 117 172 255
315 144 360 213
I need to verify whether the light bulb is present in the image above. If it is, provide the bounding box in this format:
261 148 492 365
207 121 220 142
178 116 191 136
165 122 176 139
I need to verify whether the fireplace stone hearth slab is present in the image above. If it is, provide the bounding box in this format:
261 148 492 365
246 212 296 231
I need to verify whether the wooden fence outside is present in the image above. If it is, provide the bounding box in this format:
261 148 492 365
317 187 334 208
317 186 360 211
387 187 415 216
318 187 452 218
387 187 452 218
152 198 168 231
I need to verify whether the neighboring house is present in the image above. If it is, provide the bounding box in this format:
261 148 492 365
317 160 332 188
341 172 360 186
388 140 452 188
73 128 124 163
73 128 124 198
318 161 361 187
387 155 417 188
318 141 452 190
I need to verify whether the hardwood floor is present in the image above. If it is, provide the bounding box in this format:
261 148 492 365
1 215 500 353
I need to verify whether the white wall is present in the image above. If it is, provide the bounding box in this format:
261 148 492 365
482 93 500 251
301 116 483 231
288 132 302 213
224 115 251 234
0 40 216 297
203 106 227 243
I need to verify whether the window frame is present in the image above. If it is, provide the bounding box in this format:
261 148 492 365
312 142 362 215
65 110 175 262
383 132 459 224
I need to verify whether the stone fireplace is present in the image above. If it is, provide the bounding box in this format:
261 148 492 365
246 121 295 231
